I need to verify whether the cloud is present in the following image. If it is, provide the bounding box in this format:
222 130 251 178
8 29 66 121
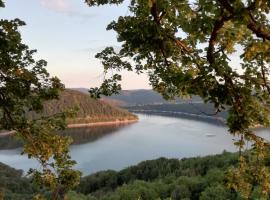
40 0 96 19
40 0 71 12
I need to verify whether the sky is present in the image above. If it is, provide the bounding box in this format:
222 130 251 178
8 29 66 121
0 0 151 89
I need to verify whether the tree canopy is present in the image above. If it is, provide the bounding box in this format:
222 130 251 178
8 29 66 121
0 2 80 199
86 0 270 197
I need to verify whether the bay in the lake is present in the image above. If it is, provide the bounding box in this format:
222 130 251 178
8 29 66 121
0 114 269 176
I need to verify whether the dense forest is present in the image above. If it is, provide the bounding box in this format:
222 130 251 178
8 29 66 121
32 90 137 124
1 151 268 199
0 162 37 200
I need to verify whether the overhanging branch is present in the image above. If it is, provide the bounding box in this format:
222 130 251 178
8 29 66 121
247 13 270 40
218 0 270 41
207 14 233 65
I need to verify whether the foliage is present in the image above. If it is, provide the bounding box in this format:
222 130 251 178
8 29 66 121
77 151 239 198
65 191 96 200
86 0 270 197
0 2 80 199
0 162 37 199
3 151 269 199
0 151 244 199
73 151 265 199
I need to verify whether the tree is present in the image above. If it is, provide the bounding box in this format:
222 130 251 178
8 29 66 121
200 184 233 200
0 1 80 199
86 0 270 198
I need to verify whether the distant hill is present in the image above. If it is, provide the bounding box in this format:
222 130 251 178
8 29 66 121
70 88 203 107
70 88 228 124
71 88 89 94
127 103 228 125
38 90 137 124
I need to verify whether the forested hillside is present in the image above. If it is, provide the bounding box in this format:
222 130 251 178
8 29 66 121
2 151 266 199
71 89 228 124
0 163 36 199
72 151 268 199
36 90 137 124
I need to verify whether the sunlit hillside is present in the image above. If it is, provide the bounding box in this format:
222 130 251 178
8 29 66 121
39 90 138 124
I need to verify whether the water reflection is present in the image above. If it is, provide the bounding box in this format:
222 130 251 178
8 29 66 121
0 114 269 176
0 123 130 150
0 135 22 150
61 124 128 145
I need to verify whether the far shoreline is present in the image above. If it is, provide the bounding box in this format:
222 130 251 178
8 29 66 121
67 119 138 128
0 119 138 137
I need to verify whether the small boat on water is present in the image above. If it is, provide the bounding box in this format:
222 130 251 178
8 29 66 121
206 134 216 137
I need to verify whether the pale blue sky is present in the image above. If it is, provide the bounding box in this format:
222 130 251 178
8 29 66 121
1 0 150 89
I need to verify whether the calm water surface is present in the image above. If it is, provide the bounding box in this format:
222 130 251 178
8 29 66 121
0 114 269 176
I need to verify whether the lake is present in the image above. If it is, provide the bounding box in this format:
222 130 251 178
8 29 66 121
0 114 269 176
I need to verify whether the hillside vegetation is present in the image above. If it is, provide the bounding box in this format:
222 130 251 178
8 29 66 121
0 163 36 199
71 89 230 124
37 90 137 124
71 151 267 199
2 151 267 199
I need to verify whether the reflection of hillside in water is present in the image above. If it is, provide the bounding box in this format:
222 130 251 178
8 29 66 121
0 124 126 149
60 125 125 145
0 135 22 150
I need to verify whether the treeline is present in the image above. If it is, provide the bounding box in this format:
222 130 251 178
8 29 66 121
73 151 241 200
31 89 137 124
0 163 37 200
2 151 267 199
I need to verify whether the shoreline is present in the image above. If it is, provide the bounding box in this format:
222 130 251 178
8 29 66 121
131 110 226 126
67 119 138 128
0 119 138 137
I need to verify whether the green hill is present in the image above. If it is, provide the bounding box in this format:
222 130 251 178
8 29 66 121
0 152 249 200
0 162 36 199
39 90 137 124
1 151 267 199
